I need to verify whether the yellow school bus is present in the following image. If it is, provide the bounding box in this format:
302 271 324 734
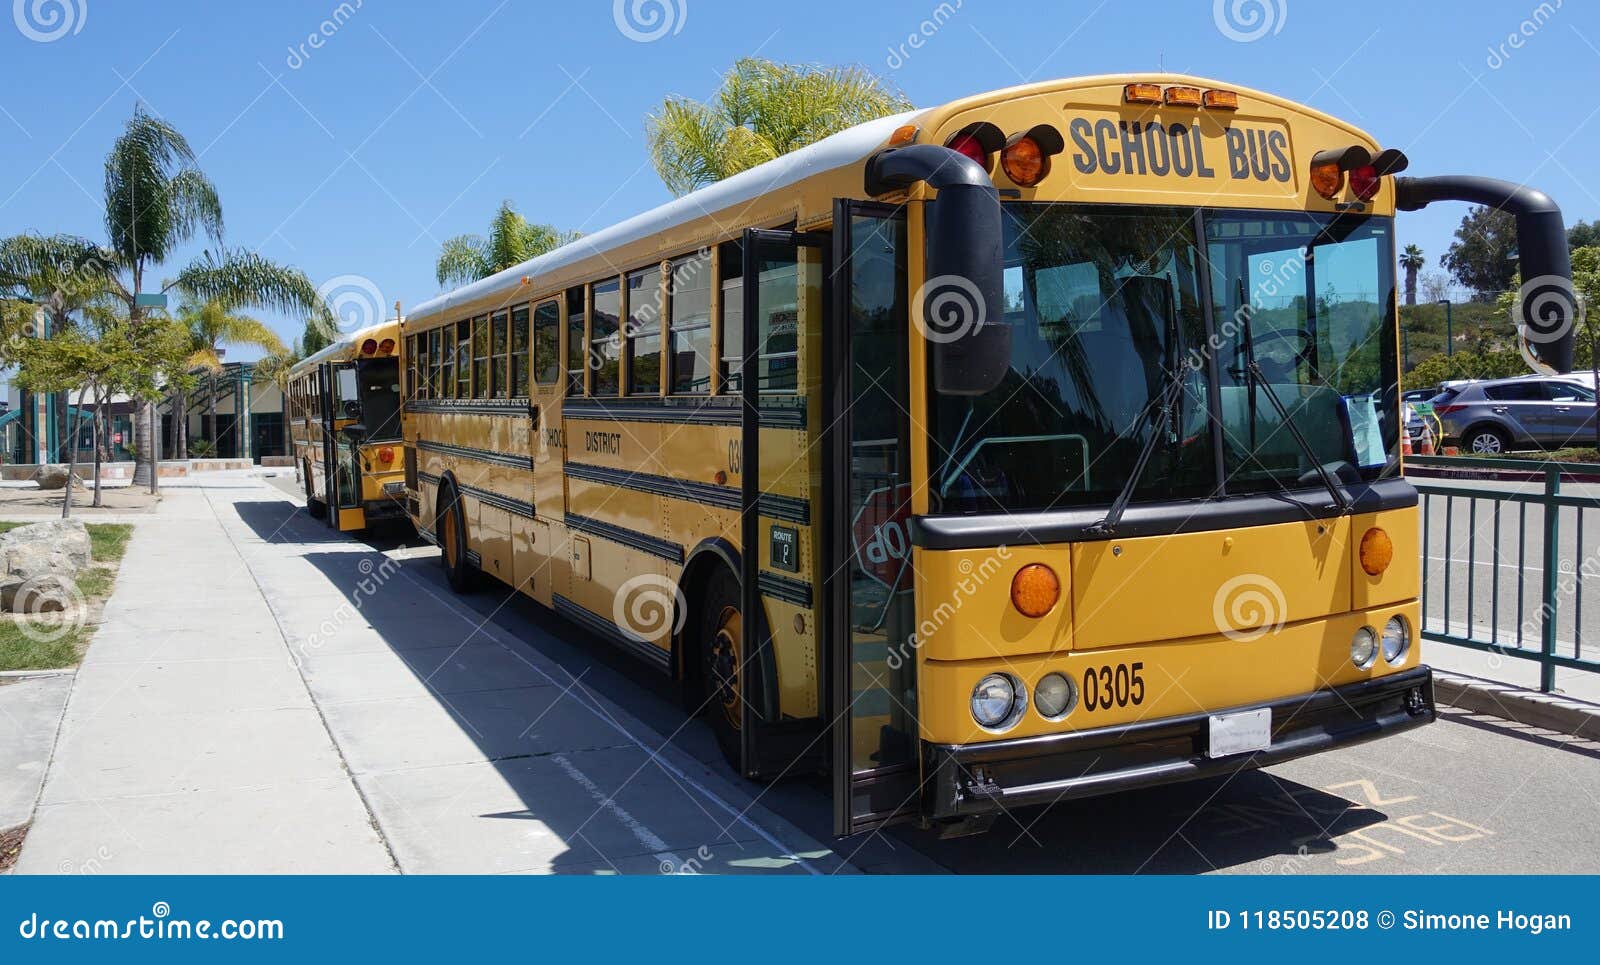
286 321 408 532
399 74 1576 836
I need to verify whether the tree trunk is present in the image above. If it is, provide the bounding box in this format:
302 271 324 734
62 387 88 519
1404 267 1418 306
173 387 188 460
92 393 105 509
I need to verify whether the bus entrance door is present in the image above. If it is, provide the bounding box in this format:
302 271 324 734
738 228 829 780
323 360 365 532
827 201 920 836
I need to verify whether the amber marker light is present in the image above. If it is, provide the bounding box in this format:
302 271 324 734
1001 136 1048 186
379 338 396 354
1310 161 1344 200
1123 83 1162 105
1360 527 1394 576
1010 563 1060 618
1164 86 1203 107
888 123 919 146
1203 89 1239 110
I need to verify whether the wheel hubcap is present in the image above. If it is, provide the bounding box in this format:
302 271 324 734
710 605 742 731
1473 436 1501 453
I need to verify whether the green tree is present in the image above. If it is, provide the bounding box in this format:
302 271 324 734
171 299 287 459
0 105 333 491
646 57 913 196
1442 206 1519 299
0 234 118 461
1399 244 1424 307
436 201 577 287
12 309 190 513
1569 220 1599 250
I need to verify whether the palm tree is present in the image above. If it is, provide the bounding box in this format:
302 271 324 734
6 105 334 491
1399 244 1425 307
436 201 578 287
646 57 914 196
171 299 286 459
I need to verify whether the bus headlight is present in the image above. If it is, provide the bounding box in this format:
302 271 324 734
1034 672 1077 721
971 673 1025 731
1382 616 1411 665
1351 626 1379 669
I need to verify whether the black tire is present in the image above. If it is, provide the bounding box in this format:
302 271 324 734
699 567 750 769
437 482 476 594
304 462 326 518
1463 425 1511 455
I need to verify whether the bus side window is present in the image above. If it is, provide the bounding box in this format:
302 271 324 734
455 320 471 398
533 300 560 386
590 279 621 397
669 250 712 395
718 239 744 394
428 328 442 400
627 265 662 397
472 315 491 400
512 304 532 397
438 324 457 400
566 287 585 397
491 309 509 399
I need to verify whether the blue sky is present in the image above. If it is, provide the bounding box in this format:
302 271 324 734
2 0 1597 357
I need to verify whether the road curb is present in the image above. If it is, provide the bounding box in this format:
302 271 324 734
0 669 75 680
1434 670 1600 739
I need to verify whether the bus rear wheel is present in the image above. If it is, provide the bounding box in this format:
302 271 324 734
304 462 325 518
437 483 476 594
699 568 747 769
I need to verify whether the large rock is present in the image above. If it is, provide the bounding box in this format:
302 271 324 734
0 573 78 613
34 465 72 490
0 519 92 575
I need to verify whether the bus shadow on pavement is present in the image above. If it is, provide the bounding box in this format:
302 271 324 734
890 770 1392 874
289 536 832 875
234 498 417 550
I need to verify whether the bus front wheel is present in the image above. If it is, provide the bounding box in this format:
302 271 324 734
437 484 476 594
699 567 750 769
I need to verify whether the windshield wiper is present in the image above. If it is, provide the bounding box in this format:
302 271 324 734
1245 360 1349 513
1088 362 1187 536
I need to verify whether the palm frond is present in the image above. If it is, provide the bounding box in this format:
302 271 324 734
436 233 491 287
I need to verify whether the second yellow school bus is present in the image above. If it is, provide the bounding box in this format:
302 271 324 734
399 74 1576 835
286 320 407 533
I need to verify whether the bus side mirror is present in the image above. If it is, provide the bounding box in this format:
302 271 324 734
865 144 1010 396
1396 175 1577 374
923 170 1009 396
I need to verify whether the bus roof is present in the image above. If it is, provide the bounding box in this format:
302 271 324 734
404 73 1377 328
406 108 923 324
289 319 403 376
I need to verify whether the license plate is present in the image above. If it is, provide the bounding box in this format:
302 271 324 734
383 481 405 495
1207 707 1272 758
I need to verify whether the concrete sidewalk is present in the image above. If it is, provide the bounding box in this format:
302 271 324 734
17 472 845 874
0 675 72 835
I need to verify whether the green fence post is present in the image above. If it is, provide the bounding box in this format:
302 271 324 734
1540 465 1561 692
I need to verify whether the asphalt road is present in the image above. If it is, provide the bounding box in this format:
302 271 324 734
263 470 1600 874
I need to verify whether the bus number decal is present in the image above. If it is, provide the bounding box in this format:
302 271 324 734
727 439 742 476
1082 661 1145 712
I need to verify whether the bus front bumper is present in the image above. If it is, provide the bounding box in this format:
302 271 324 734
926 666 1435 820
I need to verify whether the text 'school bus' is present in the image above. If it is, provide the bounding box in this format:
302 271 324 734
286 320 408 533
395 75 1577 836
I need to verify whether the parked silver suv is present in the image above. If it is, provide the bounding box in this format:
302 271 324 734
1434 377 1597 454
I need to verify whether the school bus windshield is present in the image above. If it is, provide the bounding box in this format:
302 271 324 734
929 203 1399 515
